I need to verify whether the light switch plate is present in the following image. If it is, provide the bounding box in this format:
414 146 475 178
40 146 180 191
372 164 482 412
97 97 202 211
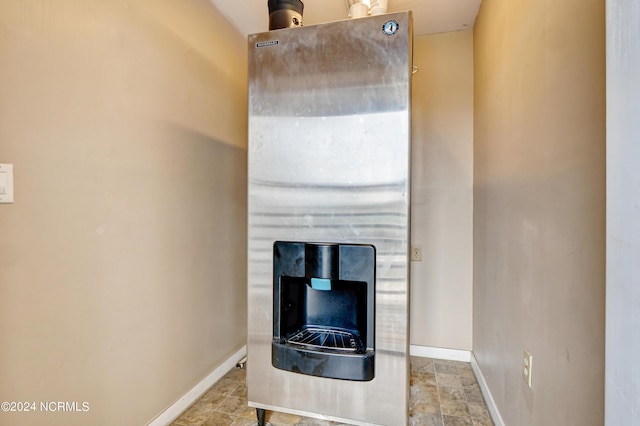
0 163 14 203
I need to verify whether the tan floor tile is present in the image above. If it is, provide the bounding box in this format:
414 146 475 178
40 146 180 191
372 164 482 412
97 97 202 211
411 382 439 402
464 388 486 404
231 417 257 426
267 410 303 425
435 363 459 375
194 399 220 415
223 368 246 382
196 392 227 411
443 415 473 425
457 365 476 378
209 378 241 396
437 373 463 388
436 360 467 367
236 405 256 418
409 412 443 426
202 411 237 426
413 362 436 376
440 400 471 417
240 406 258 419
411 356 434 368
410 399 442 414
414 370 437 385
468 403 491 420
231 383 247 399
216 396 251 417
461 376 480 389
173 403 213 425
472 417 495 426
439 386 466 401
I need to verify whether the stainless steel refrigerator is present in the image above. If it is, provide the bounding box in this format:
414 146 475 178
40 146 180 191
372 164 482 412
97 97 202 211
247 12 412 426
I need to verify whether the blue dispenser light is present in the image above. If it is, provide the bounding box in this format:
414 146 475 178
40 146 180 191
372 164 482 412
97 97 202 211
310 278 332 291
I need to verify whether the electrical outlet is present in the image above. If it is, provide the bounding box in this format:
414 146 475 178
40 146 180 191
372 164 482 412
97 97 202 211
411 245 422 261
523 349 533 388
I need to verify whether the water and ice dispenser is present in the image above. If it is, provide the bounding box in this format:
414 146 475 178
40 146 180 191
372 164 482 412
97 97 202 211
272 241 376 381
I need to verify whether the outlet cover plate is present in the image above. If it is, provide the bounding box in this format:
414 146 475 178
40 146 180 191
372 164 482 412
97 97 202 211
411 245 422 261
0 163 14 203
523 349 533 388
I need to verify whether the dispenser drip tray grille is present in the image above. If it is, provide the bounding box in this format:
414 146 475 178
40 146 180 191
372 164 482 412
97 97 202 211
287 326 364 353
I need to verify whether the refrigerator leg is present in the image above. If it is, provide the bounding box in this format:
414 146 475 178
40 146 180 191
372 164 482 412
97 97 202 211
256 408 266 426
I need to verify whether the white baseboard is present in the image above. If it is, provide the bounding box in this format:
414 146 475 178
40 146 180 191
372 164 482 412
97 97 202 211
147 345 247 426
470 352 505 426
410 345 472 362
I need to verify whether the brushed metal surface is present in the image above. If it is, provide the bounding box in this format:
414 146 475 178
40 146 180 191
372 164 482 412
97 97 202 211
247 12 412 426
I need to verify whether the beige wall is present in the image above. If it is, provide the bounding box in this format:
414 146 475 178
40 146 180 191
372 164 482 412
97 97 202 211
0 1 247 425
411 30 474 351
473 0 605 424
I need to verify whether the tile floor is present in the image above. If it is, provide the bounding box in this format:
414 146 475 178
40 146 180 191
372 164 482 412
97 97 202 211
171 357 494 426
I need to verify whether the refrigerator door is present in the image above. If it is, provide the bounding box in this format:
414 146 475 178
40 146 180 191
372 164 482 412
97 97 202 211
247 12 412 426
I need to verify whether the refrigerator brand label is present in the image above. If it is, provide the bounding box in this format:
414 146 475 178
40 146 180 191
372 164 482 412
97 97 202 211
256 40 279 48
382 20 399 36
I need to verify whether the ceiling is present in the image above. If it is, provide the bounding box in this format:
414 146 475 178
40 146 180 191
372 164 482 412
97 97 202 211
209 0 482 37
